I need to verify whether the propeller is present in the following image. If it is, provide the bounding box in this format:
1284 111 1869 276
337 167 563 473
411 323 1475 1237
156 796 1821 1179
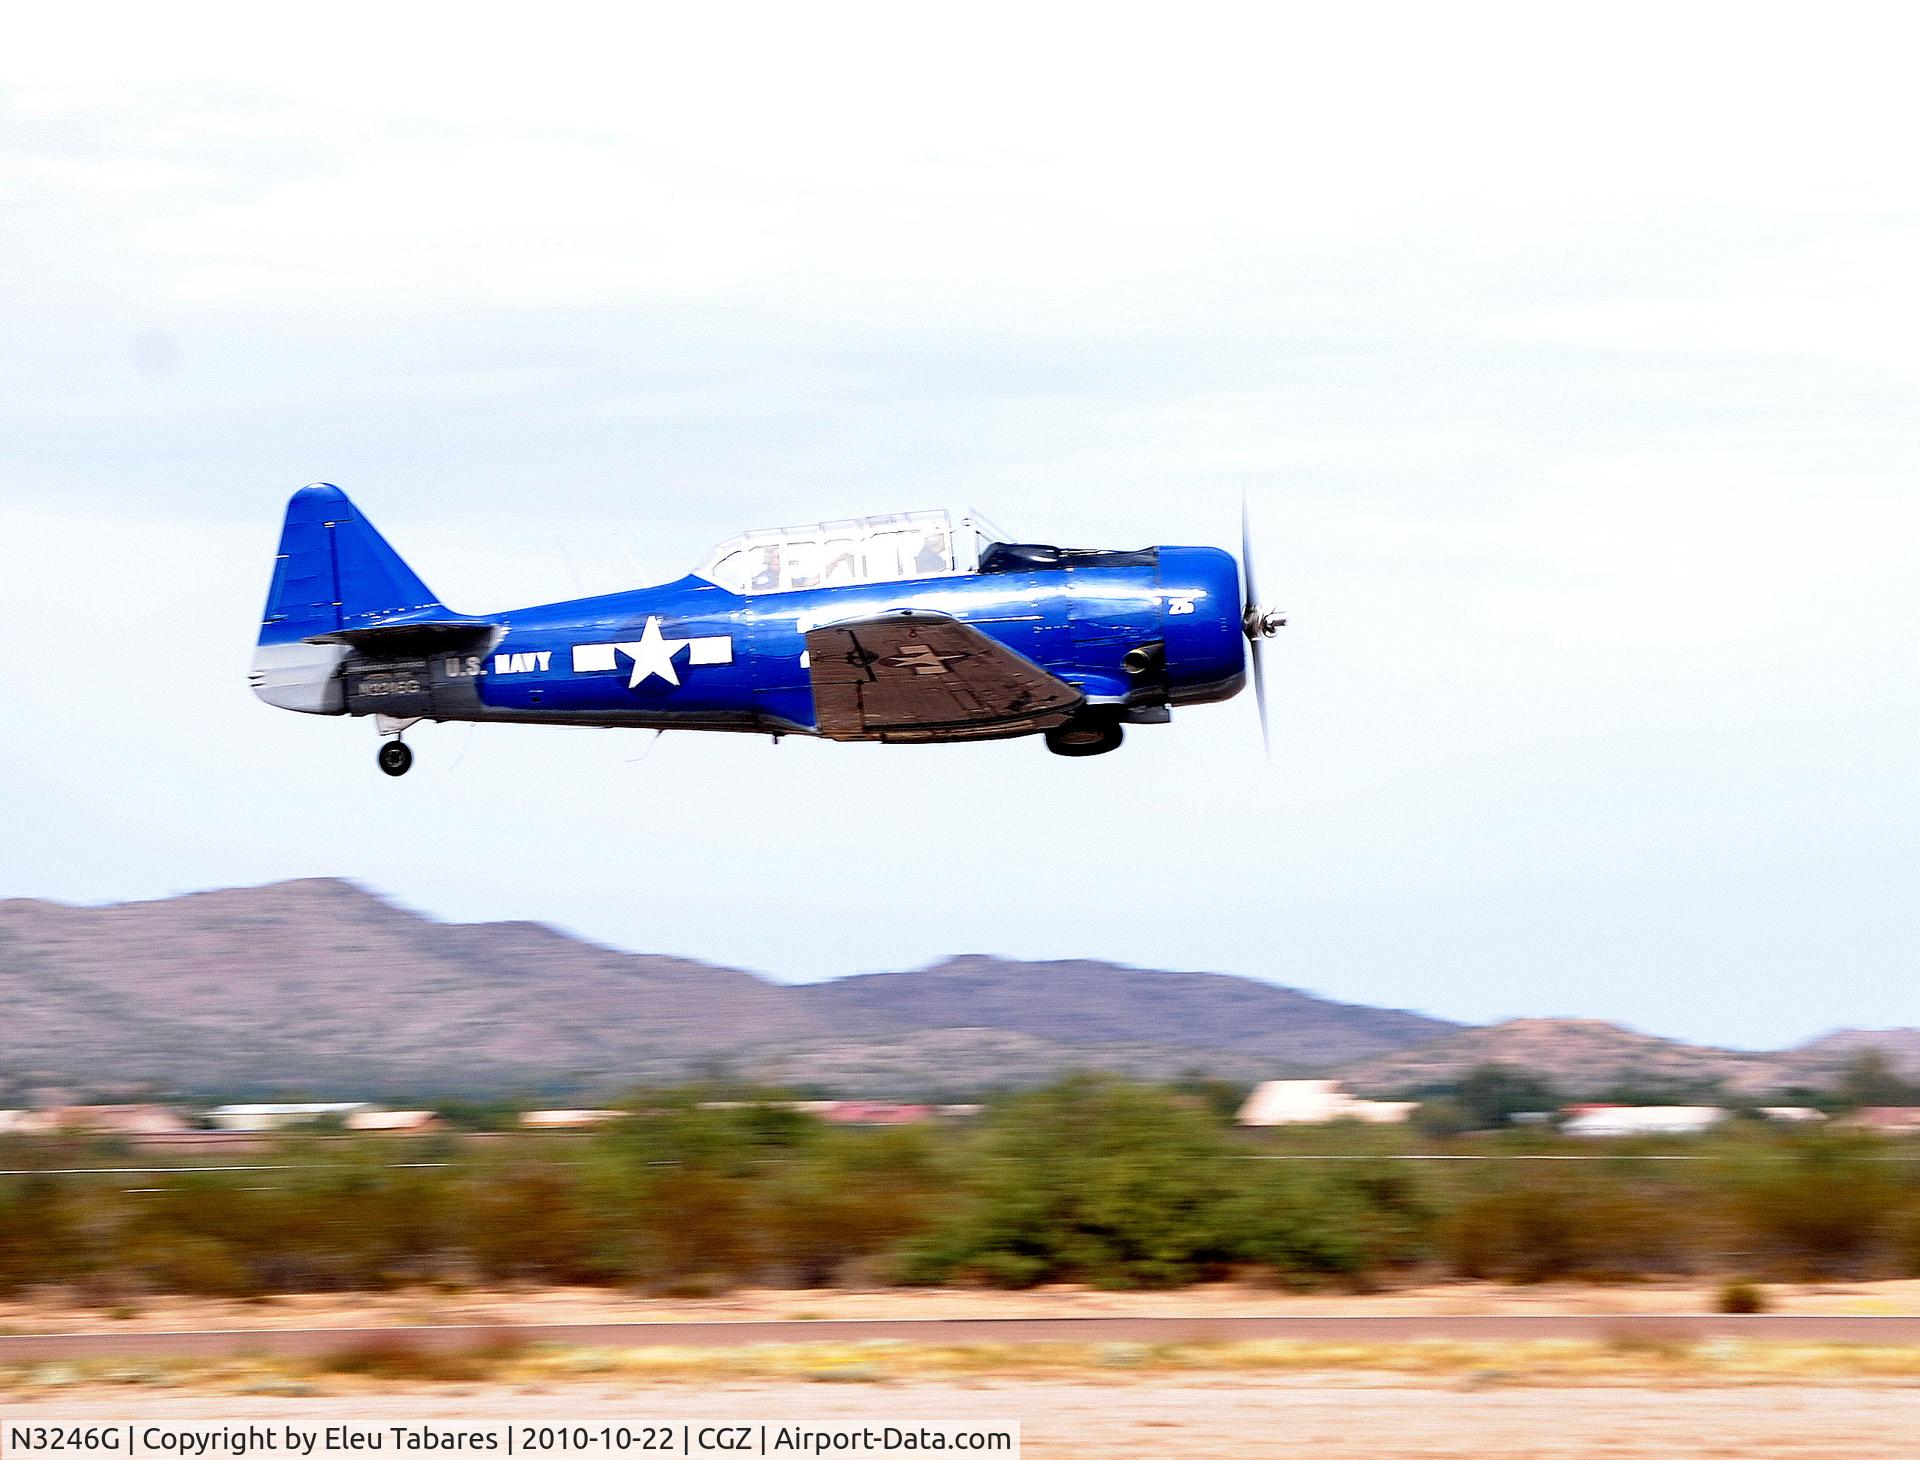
1240 494 1287 757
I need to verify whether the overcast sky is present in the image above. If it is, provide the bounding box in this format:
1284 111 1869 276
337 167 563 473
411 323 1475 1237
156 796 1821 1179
2 6 1914 1050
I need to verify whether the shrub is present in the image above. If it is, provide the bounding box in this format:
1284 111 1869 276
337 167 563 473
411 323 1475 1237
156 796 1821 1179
1893 1200 1920 1278
127 1160 458 1292
1219 1158 1435 1284
1409 1101 1474 1140
1218 1166 1371 1282
1722 1134 1909 1276
0 1177 88 1293
898 1077 1237 1288
459 1159 607 1284
627 1168 759 1290
8 1094 1920 1301
758 1129 942 1286
1716 1278 1768 1314
1438 1164 1699 1281
317 1332 526 1382
123 1234 258 1298
1454 1065 1563 1131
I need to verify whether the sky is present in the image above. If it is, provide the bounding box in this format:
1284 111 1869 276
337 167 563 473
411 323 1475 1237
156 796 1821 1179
1 5 1915 1050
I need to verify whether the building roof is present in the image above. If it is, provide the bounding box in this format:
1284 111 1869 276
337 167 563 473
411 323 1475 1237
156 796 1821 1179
1562 1105 1727 1135
344 1109 441 1131
38 1105 193 1134
816 1102 933 1126
1851 1107 1920 1130
1237 1080 1414 1126
519 1109 624 1128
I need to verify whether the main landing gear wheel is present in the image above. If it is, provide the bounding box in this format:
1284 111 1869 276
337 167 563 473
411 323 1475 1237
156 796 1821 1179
1045 716 1124 758
377 741 414 777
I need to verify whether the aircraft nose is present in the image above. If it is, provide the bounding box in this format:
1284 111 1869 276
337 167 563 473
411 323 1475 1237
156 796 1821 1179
1156 545 1247 702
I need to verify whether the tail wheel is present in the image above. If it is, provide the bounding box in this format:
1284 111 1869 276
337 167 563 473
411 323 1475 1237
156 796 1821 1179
377 741 414 777
1045 715 1124 758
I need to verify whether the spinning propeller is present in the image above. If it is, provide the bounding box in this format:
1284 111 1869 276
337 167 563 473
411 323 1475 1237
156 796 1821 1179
1240 495 1287 757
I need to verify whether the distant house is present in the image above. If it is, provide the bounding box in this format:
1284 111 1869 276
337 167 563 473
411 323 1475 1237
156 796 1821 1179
519 1109 625 1130
55 1105 194 1135
694 1100 974 1125
1237 1080 1418 1127
208 1102 372 1131
344 1109 443 1133
1561 1105 1727 1138
816 1102 934 1126
1759 1106 1827 1124
1848 1108 1920 1134
0 1110 32 1135
8 1105 195 1136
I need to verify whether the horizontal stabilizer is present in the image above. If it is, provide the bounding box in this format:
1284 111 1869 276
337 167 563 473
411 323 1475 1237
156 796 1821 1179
310 612 497 652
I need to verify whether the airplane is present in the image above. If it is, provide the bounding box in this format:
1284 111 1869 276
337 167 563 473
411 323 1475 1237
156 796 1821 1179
250 484 1285 774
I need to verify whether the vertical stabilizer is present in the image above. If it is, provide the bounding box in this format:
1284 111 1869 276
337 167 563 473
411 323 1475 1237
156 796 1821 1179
252 483 446 715
260 483 444 642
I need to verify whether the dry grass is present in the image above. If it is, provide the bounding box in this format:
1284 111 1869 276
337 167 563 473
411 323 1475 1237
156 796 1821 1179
13 1337 1920 1393
315 1331 529 1382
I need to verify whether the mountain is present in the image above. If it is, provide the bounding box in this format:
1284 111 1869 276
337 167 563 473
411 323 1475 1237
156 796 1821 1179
0 879 1452 1098
1336 1018 1786 1097
793 955 1456 1068
1779 1029 1920 1084
754 1029 1291 1098
0 879 822 1094
7 880 1895 1102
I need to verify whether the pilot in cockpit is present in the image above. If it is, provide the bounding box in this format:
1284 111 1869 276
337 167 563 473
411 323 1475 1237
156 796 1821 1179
914 528 949 575
749 544 783 592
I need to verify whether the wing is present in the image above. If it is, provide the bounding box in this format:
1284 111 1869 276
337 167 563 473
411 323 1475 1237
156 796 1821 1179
805 610 1082 742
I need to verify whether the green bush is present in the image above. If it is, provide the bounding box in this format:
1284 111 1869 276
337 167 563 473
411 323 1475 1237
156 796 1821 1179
1216 1157 1436 1285
758 1128 942 1286
6 1086 1920 1300
108 1159 461 1292
898 1077 1238 1288
1217 1165 1372 1282
1409 1100 1474 1139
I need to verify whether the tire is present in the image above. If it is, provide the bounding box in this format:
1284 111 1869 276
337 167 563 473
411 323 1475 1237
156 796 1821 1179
377 741 414 777
1044 717 1124 758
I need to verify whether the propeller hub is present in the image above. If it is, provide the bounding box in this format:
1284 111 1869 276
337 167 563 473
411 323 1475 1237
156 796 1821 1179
1243 605 1287 640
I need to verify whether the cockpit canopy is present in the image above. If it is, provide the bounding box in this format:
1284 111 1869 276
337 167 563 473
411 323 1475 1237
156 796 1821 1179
698 510 1003 595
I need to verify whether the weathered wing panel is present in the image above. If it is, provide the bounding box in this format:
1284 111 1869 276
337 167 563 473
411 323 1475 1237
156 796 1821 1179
805 611 1081 742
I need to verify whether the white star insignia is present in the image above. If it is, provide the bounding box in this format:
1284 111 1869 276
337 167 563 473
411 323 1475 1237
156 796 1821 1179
615 616 691 688
571 623 732 688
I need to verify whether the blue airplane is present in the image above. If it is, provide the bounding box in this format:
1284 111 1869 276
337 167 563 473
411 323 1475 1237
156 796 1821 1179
251 484 1284 774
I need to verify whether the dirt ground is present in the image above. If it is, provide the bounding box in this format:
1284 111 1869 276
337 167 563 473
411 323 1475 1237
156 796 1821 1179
14 1378 1920 1458
6 1279 1920 1334
14 1284 1920 1458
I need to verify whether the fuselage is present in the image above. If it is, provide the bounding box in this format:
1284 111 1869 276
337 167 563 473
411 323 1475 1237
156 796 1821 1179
321 546 1247 736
